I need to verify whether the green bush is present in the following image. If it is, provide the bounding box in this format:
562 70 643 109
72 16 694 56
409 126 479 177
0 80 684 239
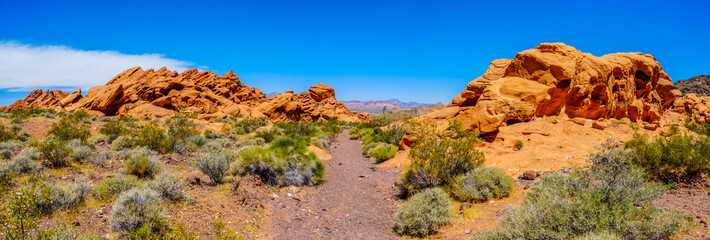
254 130 277 143
89 134 110 145
8 149 40 174
67 139 92 162
36 179 91 214
232 136 325 186
124 153 163 179
450 167 514 202
133 124 170 153
0 164 13 188
473 145 692 240
397 136 484 197
685 121 710 136
0 140 23 159
369 144 398 163
92 174 140 202
111 135 134 151
48 116 90 142
39 135 71 168
110 188 165 235
624 133 710 180
0 125 23 142
362 126 407 146
91 149 119 167
393 188 453 237
100 120 129 142
234 118 268 134
147 172 186 201
187 135 207 147
0 178 51 239
193 151 233 184
572 232 623 240
513 140 524 150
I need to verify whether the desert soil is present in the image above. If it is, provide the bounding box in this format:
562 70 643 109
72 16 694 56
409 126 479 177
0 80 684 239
262 130 402 240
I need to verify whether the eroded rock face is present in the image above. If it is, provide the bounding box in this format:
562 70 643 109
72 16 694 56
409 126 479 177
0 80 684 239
2 67 367 122
0 89 70 111
421 43 680 134
675 75 710 97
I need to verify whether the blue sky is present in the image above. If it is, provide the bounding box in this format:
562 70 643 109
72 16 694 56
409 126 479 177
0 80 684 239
1 0 709 106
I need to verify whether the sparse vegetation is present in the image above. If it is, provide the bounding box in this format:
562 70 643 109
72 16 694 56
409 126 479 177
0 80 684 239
124 151 163 179
110 188 165 235
397 136 484 197
368 143 398 163
39 135 71 168
393 188 453 237
147 172 187 201
193 150 234 184
92 174 140 202
473 142 692 239
450 167 514 202
624 133 710 181
232 136 325 186
48 115 91 142
513 139 524 150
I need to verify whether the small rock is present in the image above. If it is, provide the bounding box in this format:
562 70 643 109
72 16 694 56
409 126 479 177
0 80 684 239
186 175 202 185
287 193 300 201
592 121 607 130
521 170 537 180
570 117 587 126
290 186 300 193
96 209 104 215
465 229 472 234
643 123 658 131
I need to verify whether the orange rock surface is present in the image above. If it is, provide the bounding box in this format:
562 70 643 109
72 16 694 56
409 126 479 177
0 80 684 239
2 67 367 122
420 43 684 134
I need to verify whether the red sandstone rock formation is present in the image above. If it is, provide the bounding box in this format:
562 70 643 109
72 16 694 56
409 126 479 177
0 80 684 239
421 43 683 134
1 67 367 122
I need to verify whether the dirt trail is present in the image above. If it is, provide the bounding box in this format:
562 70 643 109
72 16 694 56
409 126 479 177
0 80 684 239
262 130 402 240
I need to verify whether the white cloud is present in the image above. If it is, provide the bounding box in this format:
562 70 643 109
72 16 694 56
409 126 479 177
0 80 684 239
0 41 194 91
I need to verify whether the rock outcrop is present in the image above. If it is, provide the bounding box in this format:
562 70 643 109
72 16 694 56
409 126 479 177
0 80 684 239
0 89 70 111
421 43 681 134
675 75 710 97
2 67 367 122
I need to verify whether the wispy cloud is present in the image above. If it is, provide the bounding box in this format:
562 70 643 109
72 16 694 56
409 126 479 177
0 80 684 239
0 41 194 91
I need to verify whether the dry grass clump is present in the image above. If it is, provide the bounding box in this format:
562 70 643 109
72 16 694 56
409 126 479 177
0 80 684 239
393 188 453 237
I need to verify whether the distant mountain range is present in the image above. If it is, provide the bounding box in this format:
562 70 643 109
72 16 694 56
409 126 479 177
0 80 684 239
340 99 434 114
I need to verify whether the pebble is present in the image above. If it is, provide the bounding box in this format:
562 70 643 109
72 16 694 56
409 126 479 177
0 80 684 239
465 229 471 234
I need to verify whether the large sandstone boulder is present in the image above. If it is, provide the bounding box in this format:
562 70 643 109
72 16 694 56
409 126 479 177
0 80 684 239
257 83 368 122
420 43 681 134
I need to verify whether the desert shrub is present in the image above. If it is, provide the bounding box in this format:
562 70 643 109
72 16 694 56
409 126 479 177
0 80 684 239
39 135 71 168
187 135 207 147
572 232 623 240
0 125 23 142
167 117 199 140
397 136 484 197
147 172 187 201
171 140 198 155
274 122 319 141
624 133 710 180
111 135 134 151
36 224 100 240
8 149 40 174
133 124 170 153
254 130 277 143
232 136 325 186
513 140 524 150
0 139 23 159
48 116 90 142
100 120 129 142
236 137 261 147
363 126 407 146
0 178 52 239
193 151 233 184
472 145 691 240
92 174 140 202
369 144 398 163
203 130 225 139
35 179 91 214
89 134 110 145
91 149 119 167
393 188 453 237
124 153 163 179
450 167 514 202
233 118 268 134
110 188 165 234
66 139 92 162
685 121 710 136
0 164 13 187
